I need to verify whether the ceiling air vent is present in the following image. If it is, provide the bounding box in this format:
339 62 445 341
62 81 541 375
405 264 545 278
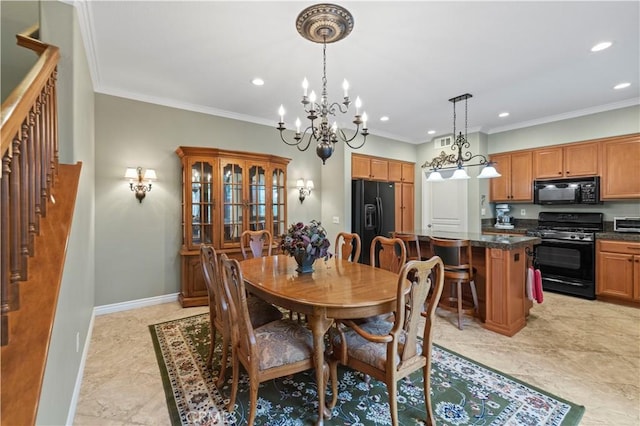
433 135 454 150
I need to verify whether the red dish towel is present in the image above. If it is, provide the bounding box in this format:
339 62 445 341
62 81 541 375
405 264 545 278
534 268 544 303
526 266 535 301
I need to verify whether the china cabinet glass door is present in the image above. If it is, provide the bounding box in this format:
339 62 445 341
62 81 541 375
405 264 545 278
222 160 244 246
247 163 267 231
272 167 286 238
189 160 214 247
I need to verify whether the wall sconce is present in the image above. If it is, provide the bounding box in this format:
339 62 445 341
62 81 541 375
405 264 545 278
125 167 157 203
296 178 314 203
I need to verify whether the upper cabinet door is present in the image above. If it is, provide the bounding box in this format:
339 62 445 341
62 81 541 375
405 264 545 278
533 147 563 179
564 142 599 177
489 153 512 201
510 151 533 201
601 135 640 199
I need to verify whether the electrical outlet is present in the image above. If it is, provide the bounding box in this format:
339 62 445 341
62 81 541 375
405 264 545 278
332 216 339 224
520 209 526 216
481 208 486 216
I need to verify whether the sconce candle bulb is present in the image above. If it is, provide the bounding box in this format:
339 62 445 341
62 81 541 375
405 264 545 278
125 166 156 203
296 178 314 203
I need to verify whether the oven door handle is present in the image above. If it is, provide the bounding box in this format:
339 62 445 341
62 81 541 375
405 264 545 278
539 238 593 245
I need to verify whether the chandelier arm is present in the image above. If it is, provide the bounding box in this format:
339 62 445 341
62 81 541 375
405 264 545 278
336 126 368 149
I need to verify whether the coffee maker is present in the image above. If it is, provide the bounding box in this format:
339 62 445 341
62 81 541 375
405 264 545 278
495 204 514 229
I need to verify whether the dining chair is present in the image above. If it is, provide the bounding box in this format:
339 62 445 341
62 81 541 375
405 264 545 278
328 256 445 426
429 237 479 330
199 245 282 386
335 231 362 262
393 232 422 262
370 235 407 273
219 254 324 426
240 229 273 259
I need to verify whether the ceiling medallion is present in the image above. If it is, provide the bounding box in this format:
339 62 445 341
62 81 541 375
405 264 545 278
296 3 354 44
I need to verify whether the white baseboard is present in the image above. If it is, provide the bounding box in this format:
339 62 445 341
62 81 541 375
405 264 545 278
93 293 180 316
66 312 95 425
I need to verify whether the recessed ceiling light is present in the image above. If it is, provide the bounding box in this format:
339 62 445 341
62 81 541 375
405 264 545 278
380 116 389 122
591 41 612 52
427 130 436 135
498 112 510 118
613 82 631 90
251 78 264 86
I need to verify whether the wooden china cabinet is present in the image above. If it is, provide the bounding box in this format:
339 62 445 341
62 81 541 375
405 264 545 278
176 147 290 307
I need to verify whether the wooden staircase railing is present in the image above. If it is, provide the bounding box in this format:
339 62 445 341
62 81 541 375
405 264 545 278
1 26 59 346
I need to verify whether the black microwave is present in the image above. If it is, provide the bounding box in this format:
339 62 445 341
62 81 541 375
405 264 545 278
533 176 600 205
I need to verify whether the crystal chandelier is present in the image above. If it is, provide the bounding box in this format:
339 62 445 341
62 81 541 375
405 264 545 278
422 93 501 182
277 3 368 165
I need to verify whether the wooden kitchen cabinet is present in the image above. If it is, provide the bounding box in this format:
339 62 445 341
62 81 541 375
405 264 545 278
489 151 532 202
597 240 640 304
352 154 388 181
176 146 289 306
394 182 414 232
600 134 640 199
388 160 415 183
532 142 599 179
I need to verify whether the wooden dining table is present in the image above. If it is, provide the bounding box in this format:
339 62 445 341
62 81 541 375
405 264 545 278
240 254 403 425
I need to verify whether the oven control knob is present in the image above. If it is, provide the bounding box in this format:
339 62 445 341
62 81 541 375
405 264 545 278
570 235 576 239
578 235 584 240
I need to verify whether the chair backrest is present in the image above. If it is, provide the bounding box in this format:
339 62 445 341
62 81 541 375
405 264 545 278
392 256 445 365
429 237 473 279
393 233 422 262
219 253 256 361
335 232 362 262
240 229 273 259
370 236 407 273
200 245 227 330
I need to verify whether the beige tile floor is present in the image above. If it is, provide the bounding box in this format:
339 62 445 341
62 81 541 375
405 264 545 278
74 292 640 425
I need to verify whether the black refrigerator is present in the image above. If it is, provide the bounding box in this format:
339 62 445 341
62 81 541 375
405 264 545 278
351 179 395 264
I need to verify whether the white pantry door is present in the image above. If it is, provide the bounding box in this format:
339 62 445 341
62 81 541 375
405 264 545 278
422 172 468 232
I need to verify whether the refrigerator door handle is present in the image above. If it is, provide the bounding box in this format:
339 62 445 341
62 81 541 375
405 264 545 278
376 197 383 235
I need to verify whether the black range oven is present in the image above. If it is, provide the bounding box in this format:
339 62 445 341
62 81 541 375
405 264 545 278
527 212 603 300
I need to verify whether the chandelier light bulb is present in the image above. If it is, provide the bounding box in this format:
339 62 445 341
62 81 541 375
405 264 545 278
331 122 338 133
355 96 362 114
342 79 349 97
295 117 301 133
309 91 317 105
362 112 368 129
278 105 285 122
302 78 309 96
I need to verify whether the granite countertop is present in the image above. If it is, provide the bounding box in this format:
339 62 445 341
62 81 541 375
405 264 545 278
407 229 541 249
596 232 640 242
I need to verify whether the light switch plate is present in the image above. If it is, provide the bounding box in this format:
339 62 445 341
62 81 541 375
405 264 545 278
332 216 340 224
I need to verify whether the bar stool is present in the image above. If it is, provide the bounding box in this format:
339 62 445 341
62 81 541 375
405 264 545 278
393 233 422 262
429 237 478 330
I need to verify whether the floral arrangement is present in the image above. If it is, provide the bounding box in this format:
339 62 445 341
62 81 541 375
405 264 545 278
279 220 332 261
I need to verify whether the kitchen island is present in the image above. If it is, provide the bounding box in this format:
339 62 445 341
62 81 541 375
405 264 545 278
407 230 541 337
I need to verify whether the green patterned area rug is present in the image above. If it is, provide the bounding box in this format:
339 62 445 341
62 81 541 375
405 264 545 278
150 313 584 425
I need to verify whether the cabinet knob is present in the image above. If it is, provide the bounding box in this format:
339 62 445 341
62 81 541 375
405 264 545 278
558 171 562 175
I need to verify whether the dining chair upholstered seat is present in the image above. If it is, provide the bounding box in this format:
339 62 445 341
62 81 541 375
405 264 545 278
200 245 282 387
429 237 479 330
335 232 362 263
240 229 273 259
329 256 445 426
220 254 323 426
